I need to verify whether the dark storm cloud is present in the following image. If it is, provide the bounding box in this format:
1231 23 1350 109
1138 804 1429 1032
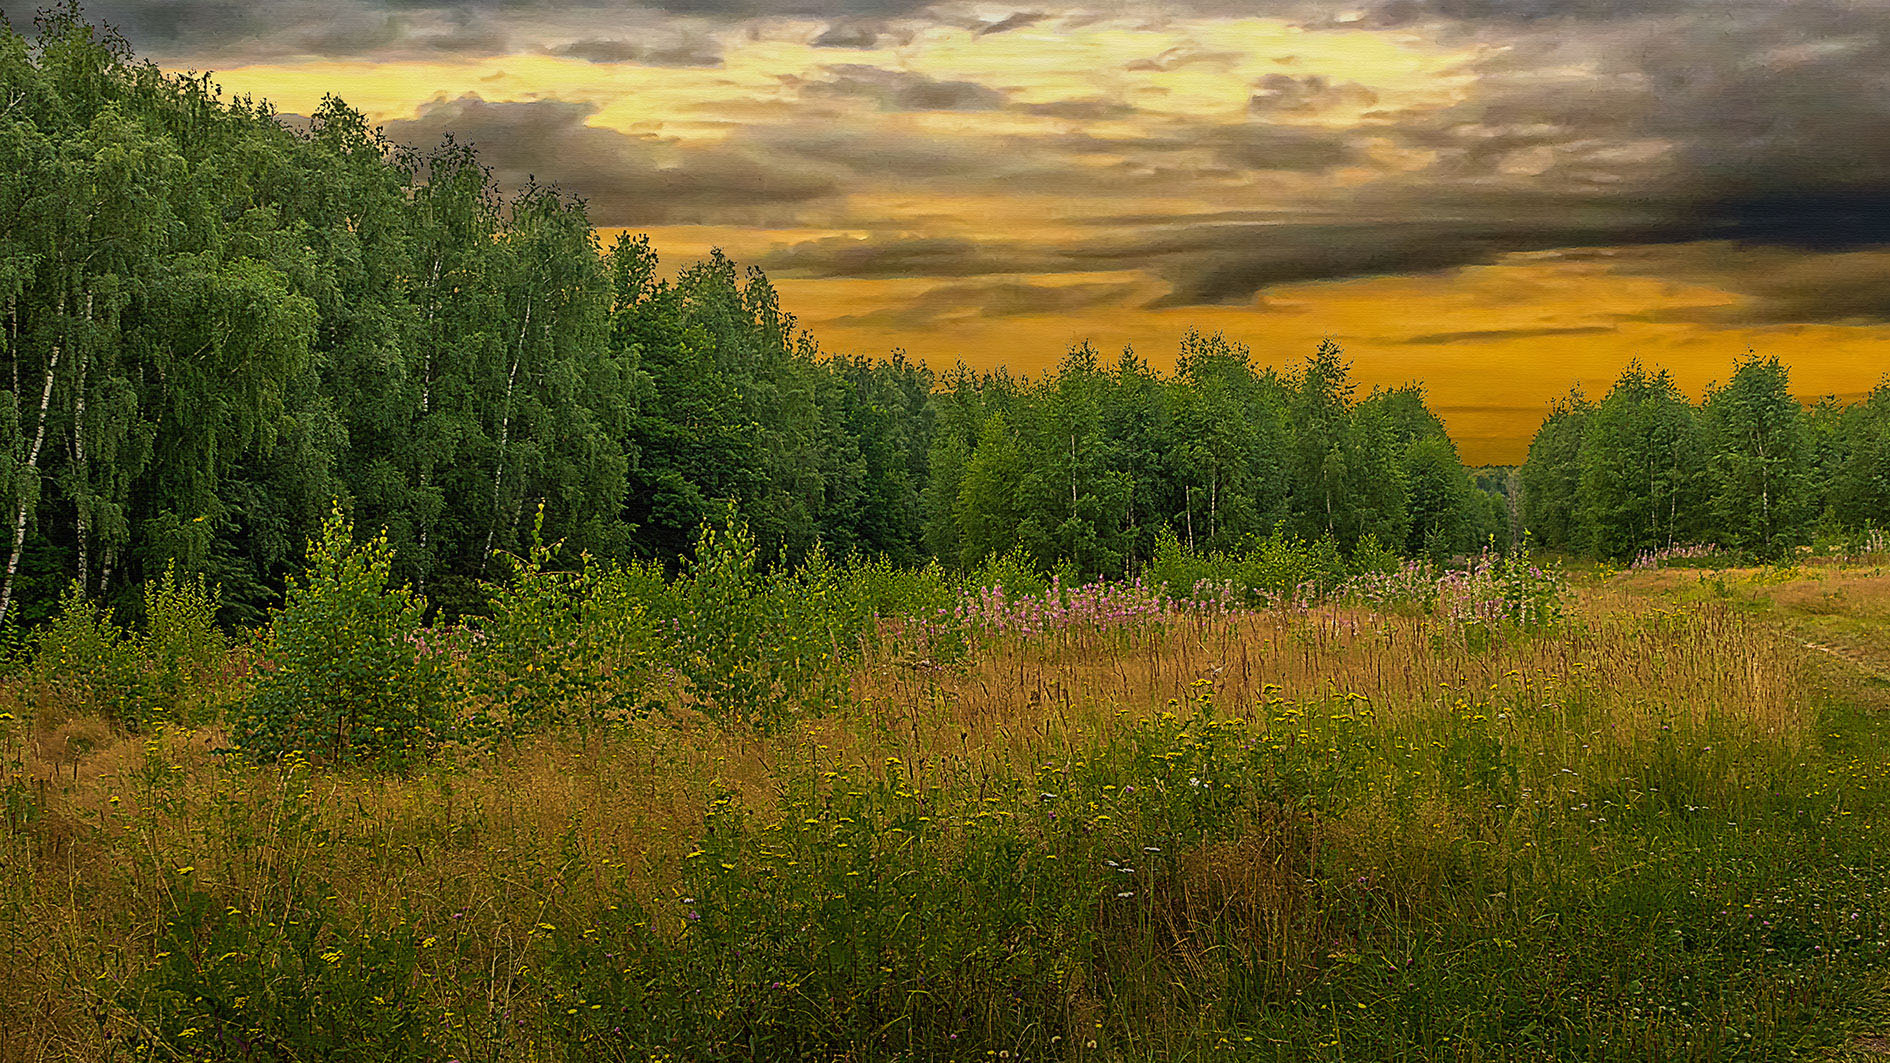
810 20 895 47
796 64 1008 110
1093 1 1890 314
1606 247 1890 326
1109 221 1634 307
549 35 724 66
741 113 1356 200
74 0 934 59
406 18 510 55
974 11 1045 34
1201 123 1363 172
749 126 998 179
78 0 400 59
760 234 1065 278
830 278 1142 328
758 203 1690 305
384 95 840 225
72 0 1890 330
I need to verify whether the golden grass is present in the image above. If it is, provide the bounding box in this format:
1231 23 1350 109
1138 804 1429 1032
0 571 1837 1058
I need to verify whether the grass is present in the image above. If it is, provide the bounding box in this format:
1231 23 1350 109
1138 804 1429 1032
6 564 1890 1060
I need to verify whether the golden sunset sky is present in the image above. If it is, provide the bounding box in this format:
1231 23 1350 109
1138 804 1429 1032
51 0 1890 461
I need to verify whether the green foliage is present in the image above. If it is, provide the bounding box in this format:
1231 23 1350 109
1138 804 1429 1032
126 873 432 1059
234 507 442 764
29 581 144 728
671 504 872 731
1148 525 1393 605
965 542 1049 598
1349 531 1401 575
464 507 660 740
1236 530 1350 600
1574 362 1704 559
1515 356 1890 561
1148 525 1225 597
139 562 228 725
1701 355 1811 559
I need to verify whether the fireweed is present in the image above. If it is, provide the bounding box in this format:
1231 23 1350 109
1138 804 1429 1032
1340 549 1567 630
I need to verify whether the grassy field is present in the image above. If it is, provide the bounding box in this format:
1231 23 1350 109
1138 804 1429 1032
7 562 1890 1060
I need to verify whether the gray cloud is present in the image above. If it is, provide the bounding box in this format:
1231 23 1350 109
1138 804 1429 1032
810 20 896 46
1331 0 1700 30
1247 73 1378 114
1095 2 1890 312
79 0 399 59
1124 44 1246 72
385 95 840 225
69 0 1890 331
1201 123 1363 172
830 278 1142 328
760 233 1063 278
797 64 1008 110
1605 247 1890 326
974 11 1046 34
549 35 724 66
1014 97 1139 120
406 18 510 56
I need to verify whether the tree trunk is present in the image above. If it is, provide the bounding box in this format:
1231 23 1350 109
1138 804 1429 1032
482 296 531 570
73 292 92 594
416 254 442 596
0 328 64 626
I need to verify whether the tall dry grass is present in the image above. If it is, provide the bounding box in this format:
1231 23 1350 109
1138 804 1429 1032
0 580 1855 1061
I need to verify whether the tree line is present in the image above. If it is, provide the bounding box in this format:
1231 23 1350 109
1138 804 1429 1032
1519 356 1890 562
14 11 1879 631
0 11 1513 625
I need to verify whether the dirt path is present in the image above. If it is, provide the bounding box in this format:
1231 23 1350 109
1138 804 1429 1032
1802 639 1890 687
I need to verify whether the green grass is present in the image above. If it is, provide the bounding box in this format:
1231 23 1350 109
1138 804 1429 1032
7 568 1890 1060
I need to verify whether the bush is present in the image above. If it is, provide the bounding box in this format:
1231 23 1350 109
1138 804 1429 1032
30 581 147 730
466 509 662 740
967 542 1050 599
1148 526 1231 598
1349 531 1402 576
140 563 229 726
1234 531 1347 603
234 507 443 764
126 875 432 1059
671 506 878 731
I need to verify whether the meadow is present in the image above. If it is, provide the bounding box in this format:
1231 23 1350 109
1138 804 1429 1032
5 522 1890 1061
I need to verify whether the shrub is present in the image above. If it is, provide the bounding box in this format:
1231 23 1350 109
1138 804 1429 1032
467 508 662 740
670 506 881 730
1234 530 1347 603
30 581 146 730
1348 531 1402 576
1148 526 1230 598
1435 540 1567 630
967 542 1050 599
140 562 229 726
234 506 443 764
126 876 432 1059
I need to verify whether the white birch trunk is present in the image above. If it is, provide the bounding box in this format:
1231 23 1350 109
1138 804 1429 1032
0 333 64 626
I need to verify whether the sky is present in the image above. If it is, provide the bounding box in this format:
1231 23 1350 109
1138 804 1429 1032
44 0 1890 461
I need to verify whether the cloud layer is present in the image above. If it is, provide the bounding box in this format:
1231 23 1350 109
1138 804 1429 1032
70 0 1890 455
